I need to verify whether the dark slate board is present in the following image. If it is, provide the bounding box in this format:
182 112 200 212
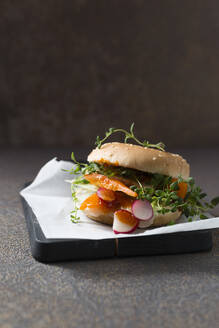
20 189 213 263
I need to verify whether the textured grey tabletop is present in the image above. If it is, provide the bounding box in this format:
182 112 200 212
0 148 219 328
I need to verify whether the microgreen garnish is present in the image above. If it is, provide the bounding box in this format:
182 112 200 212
130 174 219 220
95 123 165 151
70 186 80 223
68 152 101 176
211 196 219 207
68 152 148 180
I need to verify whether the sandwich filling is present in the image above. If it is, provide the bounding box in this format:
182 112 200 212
68 160 217 231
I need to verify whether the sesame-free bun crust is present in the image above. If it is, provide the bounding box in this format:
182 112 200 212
86 210 181 228
85 213 114 226
151 210 181 227
88 142 190 179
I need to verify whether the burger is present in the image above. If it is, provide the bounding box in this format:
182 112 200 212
68 125 218 234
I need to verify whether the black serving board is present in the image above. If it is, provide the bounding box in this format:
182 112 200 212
20 187 213 263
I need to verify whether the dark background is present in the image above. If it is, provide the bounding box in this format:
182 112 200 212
0 0 219 149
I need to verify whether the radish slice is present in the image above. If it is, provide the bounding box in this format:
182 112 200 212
131 200 153 221
97 188 116 202
113 210 139 234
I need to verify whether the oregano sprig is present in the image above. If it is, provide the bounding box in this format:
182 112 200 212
95 123 165 151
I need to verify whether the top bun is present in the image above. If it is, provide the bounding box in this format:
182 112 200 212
87 142 190 179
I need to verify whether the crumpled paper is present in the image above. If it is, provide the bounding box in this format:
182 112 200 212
20 158 219 240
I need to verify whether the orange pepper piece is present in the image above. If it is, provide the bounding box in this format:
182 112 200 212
79 193 116 212
172 178 188 199
84 173 137 198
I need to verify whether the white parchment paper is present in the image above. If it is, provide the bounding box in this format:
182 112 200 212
20 158 219 239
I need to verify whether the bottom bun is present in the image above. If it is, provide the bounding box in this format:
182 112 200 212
84 212 114 226
151 210 181 227
86 210 181 228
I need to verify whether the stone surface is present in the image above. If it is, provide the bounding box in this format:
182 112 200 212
1 1 219 148
0 147 219 328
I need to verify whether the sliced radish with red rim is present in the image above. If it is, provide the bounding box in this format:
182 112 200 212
131 199 153 221
113 210 139 234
